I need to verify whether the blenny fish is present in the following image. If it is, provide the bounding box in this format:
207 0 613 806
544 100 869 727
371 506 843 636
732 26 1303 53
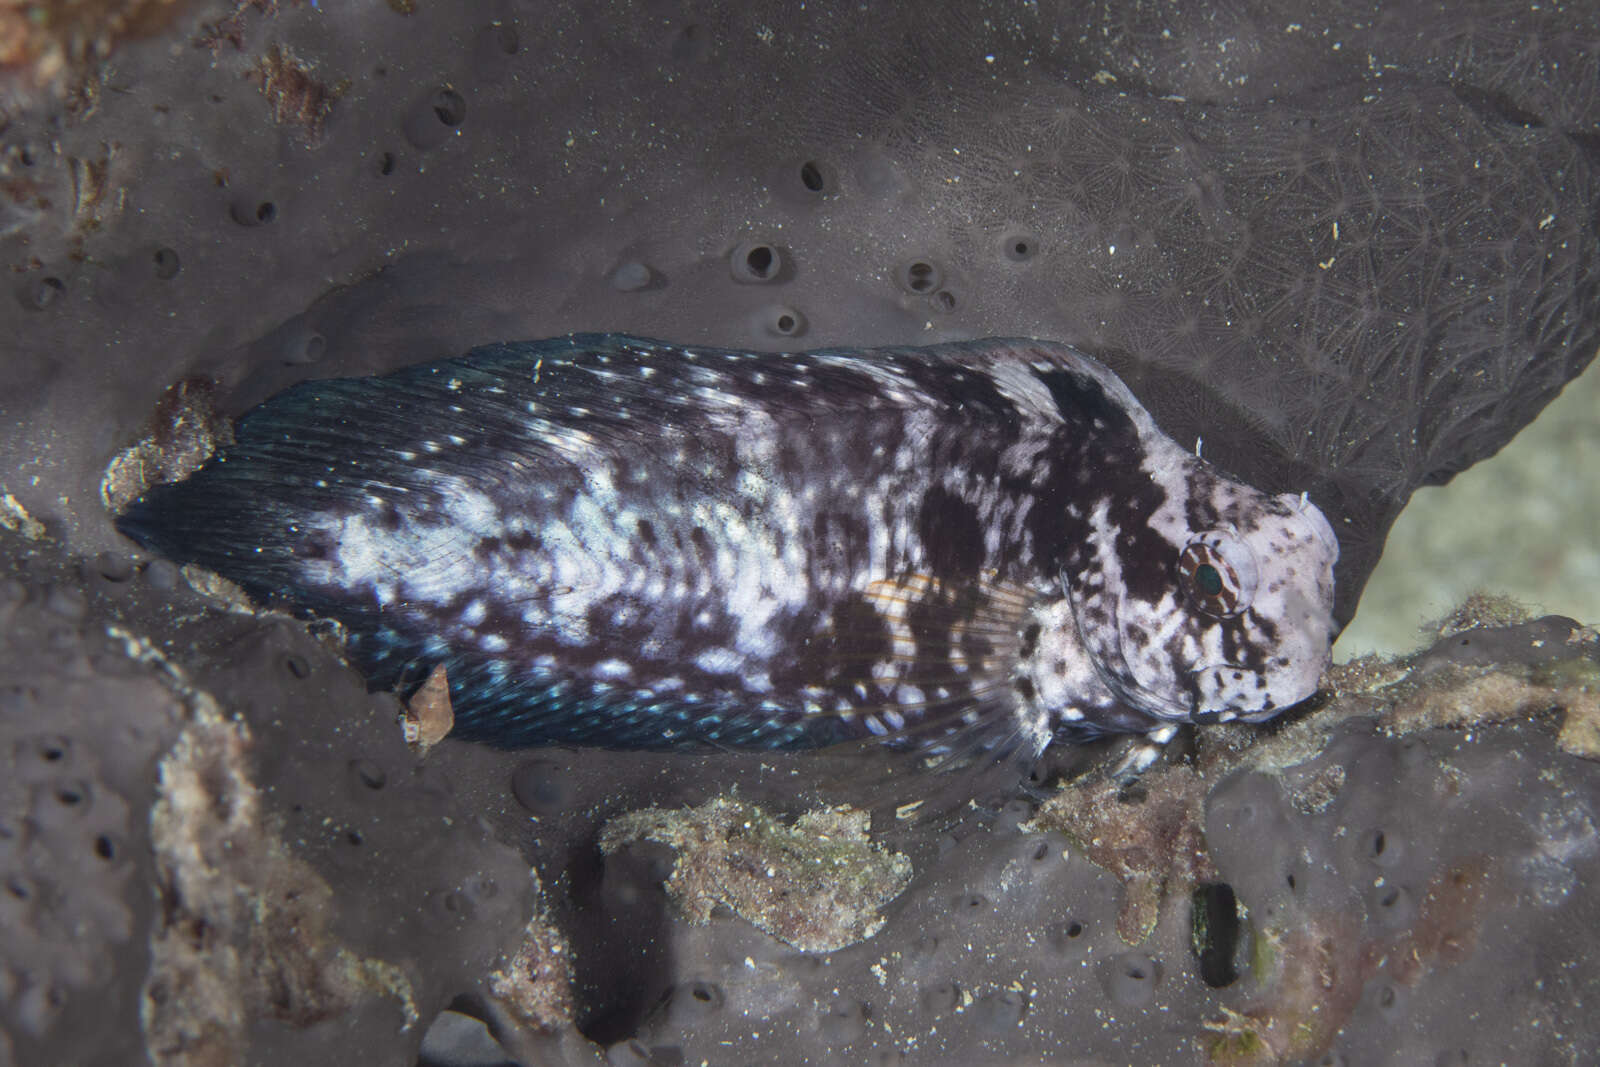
116 334 1338 764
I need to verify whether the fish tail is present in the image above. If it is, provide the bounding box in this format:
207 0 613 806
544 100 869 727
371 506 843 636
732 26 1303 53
114 454 321 608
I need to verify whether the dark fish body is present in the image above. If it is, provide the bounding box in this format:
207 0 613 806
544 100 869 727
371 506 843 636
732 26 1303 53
117 334 1338 761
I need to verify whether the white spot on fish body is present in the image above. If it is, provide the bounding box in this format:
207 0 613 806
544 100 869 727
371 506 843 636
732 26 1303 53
595 659 633 680
695 647 742 674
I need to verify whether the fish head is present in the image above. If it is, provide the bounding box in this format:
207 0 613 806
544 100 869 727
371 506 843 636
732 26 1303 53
1065 476 1340 730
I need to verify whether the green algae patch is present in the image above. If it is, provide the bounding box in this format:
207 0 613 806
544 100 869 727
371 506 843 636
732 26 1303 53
1382 657 1600 756
1202 1015 1271 1067
1427 591 1535 639
600 797 912 953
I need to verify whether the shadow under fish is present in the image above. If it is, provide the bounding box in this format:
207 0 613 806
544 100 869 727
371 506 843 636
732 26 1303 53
116 333 1339 773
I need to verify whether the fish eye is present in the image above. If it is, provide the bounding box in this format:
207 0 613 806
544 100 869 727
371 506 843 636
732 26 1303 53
1177 532 1259 617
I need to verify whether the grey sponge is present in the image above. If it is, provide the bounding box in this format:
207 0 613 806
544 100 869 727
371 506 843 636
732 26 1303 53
2 0 1599 1063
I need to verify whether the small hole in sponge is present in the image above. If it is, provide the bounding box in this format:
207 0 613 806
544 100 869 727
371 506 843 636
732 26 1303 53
432 89 466 126
1191 882 1242 988
903 261 938 293
152 247 181 279
730 241 784 283
802 162 824 189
